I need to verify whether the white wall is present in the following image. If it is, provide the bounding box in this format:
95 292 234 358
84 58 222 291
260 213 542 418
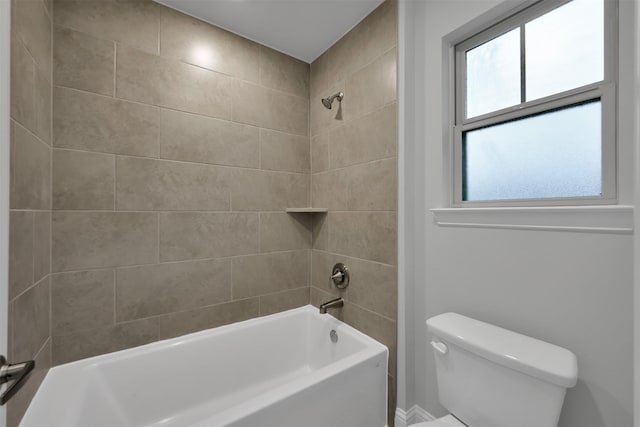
634 0 640 424
400 1 637 426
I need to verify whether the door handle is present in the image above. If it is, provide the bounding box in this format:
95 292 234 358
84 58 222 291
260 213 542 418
0 355 35 405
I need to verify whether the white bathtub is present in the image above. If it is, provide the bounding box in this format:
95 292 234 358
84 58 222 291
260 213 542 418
21 305 388 427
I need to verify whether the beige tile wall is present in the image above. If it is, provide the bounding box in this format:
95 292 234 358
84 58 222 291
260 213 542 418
49 0 311 367
8 0 53 425
309 1 398 425
8 0 398 425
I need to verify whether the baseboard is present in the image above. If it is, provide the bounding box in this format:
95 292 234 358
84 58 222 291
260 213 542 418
394 405 435 426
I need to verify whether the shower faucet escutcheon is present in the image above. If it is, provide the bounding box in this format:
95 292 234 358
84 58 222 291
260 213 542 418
329 263 349 289
319 263 350 314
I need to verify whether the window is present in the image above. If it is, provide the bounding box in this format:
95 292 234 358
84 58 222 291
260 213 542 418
452 0 616 207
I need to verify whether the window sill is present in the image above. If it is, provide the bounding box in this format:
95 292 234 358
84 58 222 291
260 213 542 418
430 205 634 234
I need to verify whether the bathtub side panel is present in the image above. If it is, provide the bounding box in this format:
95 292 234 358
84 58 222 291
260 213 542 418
222 351 388 427
89 310 312 425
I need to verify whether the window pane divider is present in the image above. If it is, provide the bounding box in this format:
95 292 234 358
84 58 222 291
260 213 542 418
520 24 526 103
459 81 610 128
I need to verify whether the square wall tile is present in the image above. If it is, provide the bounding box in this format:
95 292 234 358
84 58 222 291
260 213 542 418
10 121 51 210
7 339 50 427
34 67 51 145
311 132 329 173
330 103 396 169
231 80 308 136
52 269 115 335
33 211 50 283
11 35 36 132
259 287 310 316
116 157 231 211
53 25 115 96
158 298 259 340
160 109 259 168
14 0 51 77
9 211 33 300
327 0 397 82
52 212 158 272
116 45 232 120
54 0 161 55
260 129 310 174
12 276 50 362
160 7 259 82
329 212 397 265
160 212 259 262
52 318 158 365
231 169 308 211
53 86 160 157
53 149 115 210
259 45 309 98
260 212 312 253
232 250 309 299
116 259 231 321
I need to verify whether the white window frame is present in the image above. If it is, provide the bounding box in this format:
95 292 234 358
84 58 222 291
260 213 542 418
451 0 619 208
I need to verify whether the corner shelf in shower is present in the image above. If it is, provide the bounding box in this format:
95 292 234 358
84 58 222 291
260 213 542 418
285 208 328 213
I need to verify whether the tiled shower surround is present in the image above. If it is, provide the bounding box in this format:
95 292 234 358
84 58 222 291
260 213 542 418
8 0 398 425
49 0 312 364
309 0 398 422
8 0 53 425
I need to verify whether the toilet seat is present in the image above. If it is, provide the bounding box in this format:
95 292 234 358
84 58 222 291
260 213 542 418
409 414 466 427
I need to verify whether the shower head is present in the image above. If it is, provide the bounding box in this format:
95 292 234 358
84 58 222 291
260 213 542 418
321 92 344 110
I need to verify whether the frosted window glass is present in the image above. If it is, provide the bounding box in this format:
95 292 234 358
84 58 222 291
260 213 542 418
463 101 601 201
466 28 521 118
526 0 604 101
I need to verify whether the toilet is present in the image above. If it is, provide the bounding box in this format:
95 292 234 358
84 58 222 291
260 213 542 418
410 313 578 427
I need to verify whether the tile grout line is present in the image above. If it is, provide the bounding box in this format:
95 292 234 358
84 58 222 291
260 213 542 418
157 213 161 264
310 100 398 139
229 259 234 301
10 273 50 305
312 248 397 269
313 155 398 174
53 83 310 137
50 146 311 176
11 116 52 152
113 269 117 326
51 248 312 276
113 41 117 97
30 212 36 291
56 18 312 102
51 290 309 339
157 108 162 160
26 208 383 214
309 283 396 324
157 7 161 57
48 274 52 362
258 128 262 169
257 212 262 253
113 154 117 211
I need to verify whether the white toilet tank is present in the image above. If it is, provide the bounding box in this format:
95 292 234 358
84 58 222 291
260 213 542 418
427 313 578 427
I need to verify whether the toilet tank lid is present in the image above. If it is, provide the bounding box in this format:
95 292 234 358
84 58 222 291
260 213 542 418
427 313 578 388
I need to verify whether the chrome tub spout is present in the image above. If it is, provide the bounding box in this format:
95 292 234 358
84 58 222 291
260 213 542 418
319 297 344 314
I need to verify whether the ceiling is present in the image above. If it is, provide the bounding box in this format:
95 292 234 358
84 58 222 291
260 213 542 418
154 0 385 63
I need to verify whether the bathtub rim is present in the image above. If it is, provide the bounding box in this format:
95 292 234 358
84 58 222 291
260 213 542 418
23 304 389 426
51 304 387 372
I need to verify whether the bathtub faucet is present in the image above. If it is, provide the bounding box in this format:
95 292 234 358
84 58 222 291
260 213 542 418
319 297 344 314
